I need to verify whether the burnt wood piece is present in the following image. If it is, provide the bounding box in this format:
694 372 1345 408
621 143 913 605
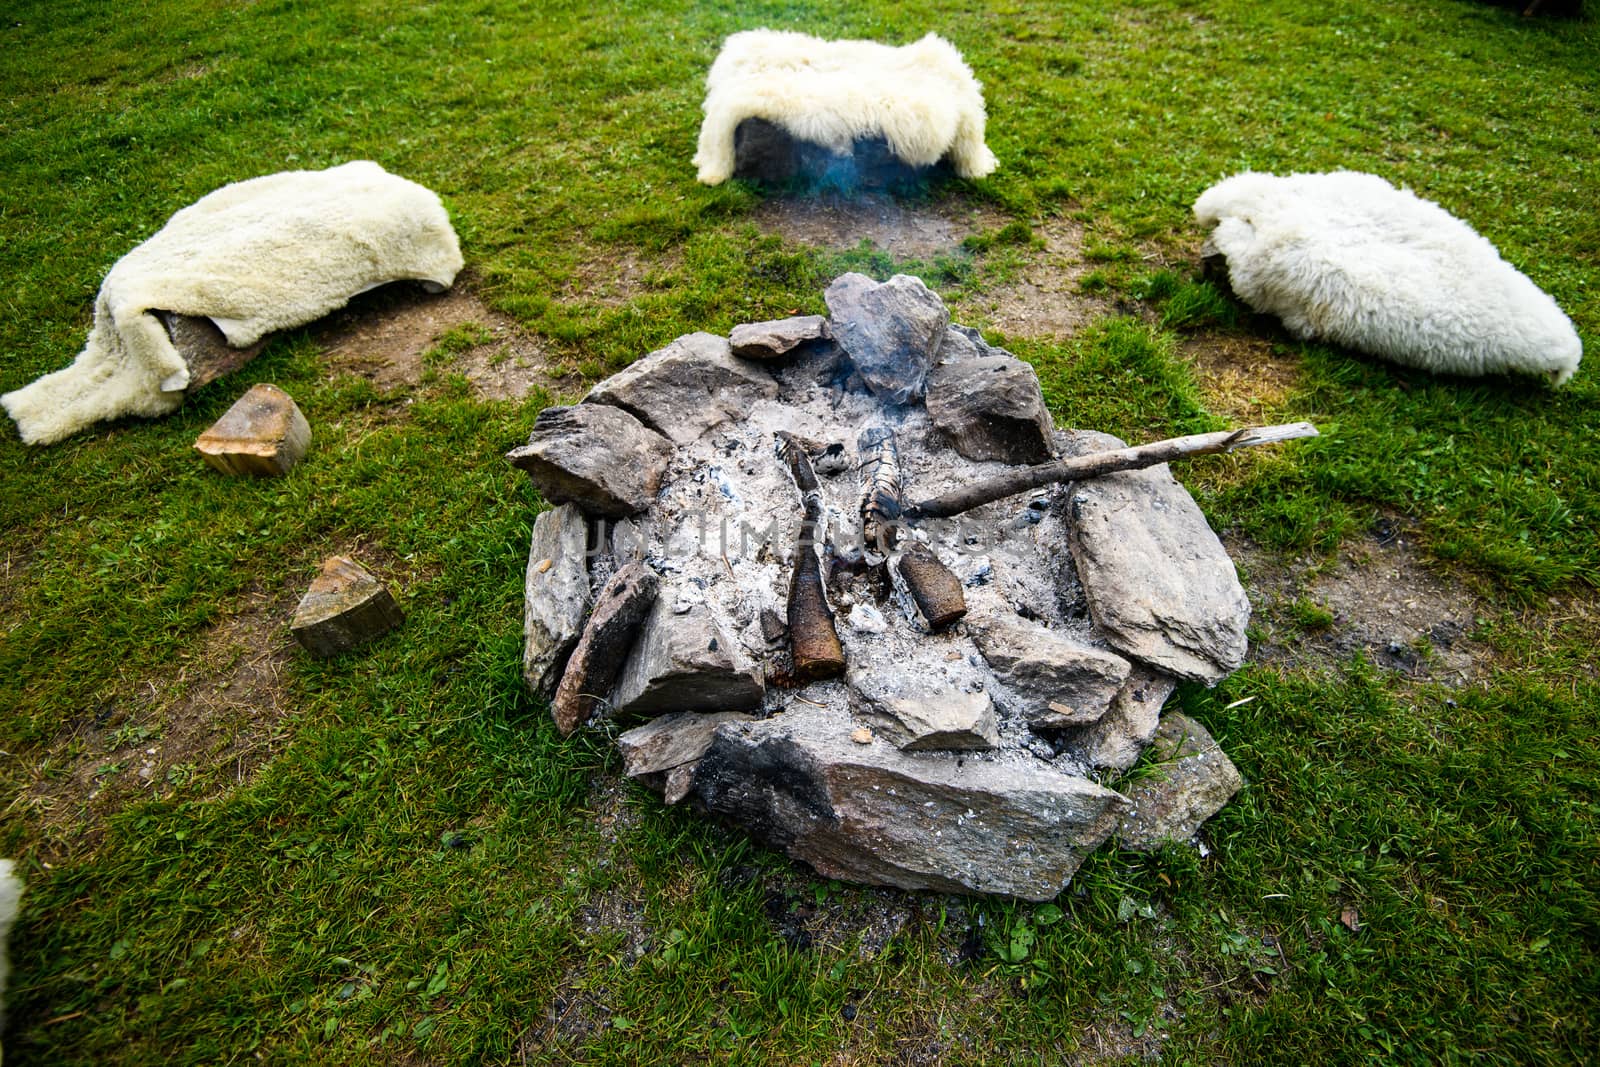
856 426 904 555
895 541 967 630
906 423 1320 519
551 561 660 736
777 432 846 681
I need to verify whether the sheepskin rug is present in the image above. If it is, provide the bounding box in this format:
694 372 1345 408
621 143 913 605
2 161 464 445
1194 170 1582 385
0 859 20 1032
694 30 998 185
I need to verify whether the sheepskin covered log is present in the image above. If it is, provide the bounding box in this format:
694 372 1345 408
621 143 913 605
0 857 20 1031
1194 170 1582 386
2 161 464 444
693 30 998 186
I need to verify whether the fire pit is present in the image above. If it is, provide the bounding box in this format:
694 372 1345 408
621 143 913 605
507 274 1310 900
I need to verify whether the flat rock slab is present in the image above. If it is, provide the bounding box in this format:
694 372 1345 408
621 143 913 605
552 561 659 734
972 615 1131 728
1117 711 1244 852
1062 430 1251 684
729 316 831 361
925 354 1055 465
506 404 673 517
610 597 764 717
584 331 778 447
523 504 591 697
619 710 757 778
1059 665 1176 773
691 703 1128 901
195 383 310 477
848 669 999 752
291 556 403 657
824 273 948 405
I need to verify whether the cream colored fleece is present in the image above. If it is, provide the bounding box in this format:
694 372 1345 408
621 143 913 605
694 30 998 185
1194 170 1581 385
3 161 463 444
0 858 20 1035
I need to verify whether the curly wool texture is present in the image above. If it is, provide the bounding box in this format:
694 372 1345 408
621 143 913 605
2 161 464 445
693 30 998 185
1194 170 1582 385
0 859 20 1030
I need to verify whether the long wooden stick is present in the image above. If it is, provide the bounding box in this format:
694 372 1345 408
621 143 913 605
905 422 1319 519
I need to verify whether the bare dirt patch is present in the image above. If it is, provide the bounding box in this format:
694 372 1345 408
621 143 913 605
14 587 297 859
955 217 1119 339
743 864 919 958
311 278 571 401
752 193 1007 259
563 246 686 308
1229 522 1486 683
1182 332 1304 423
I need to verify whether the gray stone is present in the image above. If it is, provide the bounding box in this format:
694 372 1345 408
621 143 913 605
1116 712 1244 852
522 504 591 697
194 383 311 477
972 615 1131 727
848 670 999 752
291 556 403 657
551 561 659 735
1061 430 1251 684
729 118 947 190
690 703 1128 900
729 316 830 361
935 324 993 366
620 711 756 806
506 404 672 518
1059 665 1177 773
610 597 764 716
823 273 948 405
584 332 779 447
925 355 1055 465
662 764 697 805
609 517 646 562
618 710 757 778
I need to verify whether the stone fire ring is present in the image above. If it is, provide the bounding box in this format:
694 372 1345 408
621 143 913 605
506 272 1248 901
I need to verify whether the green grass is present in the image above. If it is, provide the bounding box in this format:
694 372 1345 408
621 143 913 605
2 0 1598 1063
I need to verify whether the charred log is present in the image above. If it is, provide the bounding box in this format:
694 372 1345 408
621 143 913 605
776 433 846 680
857 426 904 555
895 541 967 630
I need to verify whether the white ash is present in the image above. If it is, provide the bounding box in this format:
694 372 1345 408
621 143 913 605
585 342 1114 777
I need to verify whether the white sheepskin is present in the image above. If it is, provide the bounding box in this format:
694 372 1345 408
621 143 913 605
0 859 20 1031
1194 170 1582 385
2 160 464 445
694 30 998 185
